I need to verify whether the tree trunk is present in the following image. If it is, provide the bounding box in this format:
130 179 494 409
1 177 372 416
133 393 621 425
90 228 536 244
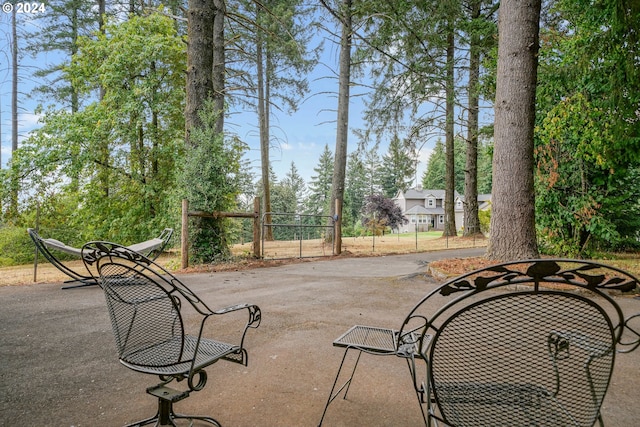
486 0 541 260
186 0 226 262
186 0 214 146
329 0 352 254
463 0 482 237
212 0 225 135
11 8 18 153
9 7 19 220
97 0 108 197
257 28 273 240
443 23 457 237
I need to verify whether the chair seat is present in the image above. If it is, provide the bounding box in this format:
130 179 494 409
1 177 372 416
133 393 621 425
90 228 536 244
121 335 239 376
434 382 576 426
333 325 397 353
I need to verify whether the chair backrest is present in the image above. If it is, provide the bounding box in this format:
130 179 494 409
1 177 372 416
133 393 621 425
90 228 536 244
82 241 210 368
399 259 640 427
100 261 186 368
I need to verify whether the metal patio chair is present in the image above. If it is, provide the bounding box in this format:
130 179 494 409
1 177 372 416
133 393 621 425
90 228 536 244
81 241 261 427
319 259 640 427
28 227 173 289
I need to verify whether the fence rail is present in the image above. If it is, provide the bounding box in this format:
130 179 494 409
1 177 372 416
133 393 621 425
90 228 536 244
261 212 336 259
181 198 261 269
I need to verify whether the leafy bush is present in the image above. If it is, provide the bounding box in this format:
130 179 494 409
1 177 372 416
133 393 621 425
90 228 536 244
0 227 36 267
478 206 491 234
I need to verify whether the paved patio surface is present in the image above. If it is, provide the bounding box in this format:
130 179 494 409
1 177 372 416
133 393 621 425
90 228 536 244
1 248 639 426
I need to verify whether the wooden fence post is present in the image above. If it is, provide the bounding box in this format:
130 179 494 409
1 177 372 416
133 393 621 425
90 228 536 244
181 199 189 269
253 197 261 258
335 198 342 255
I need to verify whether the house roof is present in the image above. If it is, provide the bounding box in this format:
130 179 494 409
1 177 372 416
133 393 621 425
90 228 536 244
405 205 445 215
455 194 492 202
397 188 457 200
455 194 492 210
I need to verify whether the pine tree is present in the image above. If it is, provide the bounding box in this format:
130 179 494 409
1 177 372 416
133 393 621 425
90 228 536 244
344 151 369 232
281 162 307 213
487 0 541 260
422 140 446 190
305 145 334 225
27 0 100 112
363 145 382 196
379 136 416 198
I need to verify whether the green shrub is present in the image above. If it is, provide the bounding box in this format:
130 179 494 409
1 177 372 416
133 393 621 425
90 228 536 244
0 227 36 267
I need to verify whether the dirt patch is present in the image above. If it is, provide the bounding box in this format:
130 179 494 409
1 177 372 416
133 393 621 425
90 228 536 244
429 256 497 277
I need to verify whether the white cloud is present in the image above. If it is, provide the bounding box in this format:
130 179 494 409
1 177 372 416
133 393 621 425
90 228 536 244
19 112 42 129
417 146 433 164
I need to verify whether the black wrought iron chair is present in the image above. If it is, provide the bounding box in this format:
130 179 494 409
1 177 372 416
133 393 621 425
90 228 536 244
319 259 640 427
81 241 261 427
28 227 173 289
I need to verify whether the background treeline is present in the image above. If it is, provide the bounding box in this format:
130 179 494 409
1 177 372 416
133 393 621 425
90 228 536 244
1 0 639 266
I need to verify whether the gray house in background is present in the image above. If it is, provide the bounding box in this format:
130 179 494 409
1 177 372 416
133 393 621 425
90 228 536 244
393 187 491 233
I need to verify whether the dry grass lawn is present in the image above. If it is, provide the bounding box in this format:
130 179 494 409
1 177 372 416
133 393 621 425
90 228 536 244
1 234 487 287
5 233 640 289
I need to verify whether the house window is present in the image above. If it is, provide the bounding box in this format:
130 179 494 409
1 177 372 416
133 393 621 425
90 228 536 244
456 200 463 209
438 215 444 224
411 216 416 223
418 215 426 224
427 198 435 207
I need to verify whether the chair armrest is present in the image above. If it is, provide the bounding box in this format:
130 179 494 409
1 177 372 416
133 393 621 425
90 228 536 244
214 302 255 315
213 303 262 328
200 303 262 366
619 313 640 353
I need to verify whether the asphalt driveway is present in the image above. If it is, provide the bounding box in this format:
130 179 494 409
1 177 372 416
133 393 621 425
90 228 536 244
1 248 639 426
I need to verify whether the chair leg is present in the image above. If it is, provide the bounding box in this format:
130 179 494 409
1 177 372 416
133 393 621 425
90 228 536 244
404 357 429 427
318 348 363 426
60 279 98 290
124 384 221 427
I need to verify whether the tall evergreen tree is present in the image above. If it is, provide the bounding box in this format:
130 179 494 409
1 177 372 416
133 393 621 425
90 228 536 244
422 140 446 190
423 138 492 194
344 150 369 232
305 144 334 224
487 0 541 260
281 161 307 213
363 145 382 196
379 135 416 198
269 162 306 240
328 0 353 253
26 0 100 112
229 0 318 240
461 0 498 237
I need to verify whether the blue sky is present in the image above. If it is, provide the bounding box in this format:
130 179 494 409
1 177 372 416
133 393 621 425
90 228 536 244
0 10 446 186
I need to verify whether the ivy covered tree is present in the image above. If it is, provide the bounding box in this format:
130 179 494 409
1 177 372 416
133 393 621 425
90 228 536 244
179 101 249 262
